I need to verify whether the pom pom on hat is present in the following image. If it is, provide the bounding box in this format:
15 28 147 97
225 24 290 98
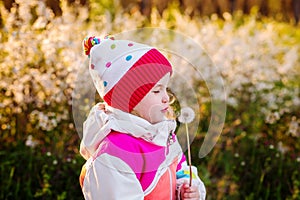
83 35 173 112
83 36 101 56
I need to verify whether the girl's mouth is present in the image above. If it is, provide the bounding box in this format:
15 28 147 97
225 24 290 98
161 107 169 113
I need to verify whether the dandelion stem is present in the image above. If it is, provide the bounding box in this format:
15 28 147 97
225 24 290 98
185 123 192 187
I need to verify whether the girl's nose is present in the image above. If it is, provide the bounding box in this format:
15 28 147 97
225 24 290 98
162 92 169 103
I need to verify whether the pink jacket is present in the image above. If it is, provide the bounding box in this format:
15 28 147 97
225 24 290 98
79 104 206 199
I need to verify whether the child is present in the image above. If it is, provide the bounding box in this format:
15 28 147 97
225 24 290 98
79 35 206 200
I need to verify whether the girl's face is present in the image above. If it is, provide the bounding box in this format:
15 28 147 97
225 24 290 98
133 73 170 124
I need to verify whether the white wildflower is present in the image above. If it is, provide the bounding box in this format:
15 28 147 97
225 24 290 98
277 141 289 154
25 135 38 148
265 112 280 124
288 116 299 137
278 47 298 74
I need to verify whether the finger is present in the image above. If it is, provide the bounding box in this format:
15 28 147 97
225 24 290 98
183 192 200 199
182 183 190 189
183 185 198 192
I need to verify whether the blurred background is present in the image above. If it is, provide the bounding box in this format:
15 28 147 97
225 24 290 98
0 0 299 199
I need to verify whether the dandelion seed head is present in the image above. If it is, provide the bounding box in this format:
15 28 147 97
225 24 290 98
178 107 195 124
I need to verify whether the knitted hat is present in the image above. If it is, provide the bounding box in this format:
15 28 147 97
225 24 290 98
83 36 173 112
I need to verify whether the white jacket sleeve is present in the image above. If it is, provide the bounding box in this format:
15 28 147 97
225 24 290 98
176 161 206 200
82 154 144 200
80 103 110 160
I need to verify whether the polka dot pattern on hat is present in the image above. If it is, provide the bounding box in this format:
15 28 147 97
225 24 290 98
126 55 132 61
106 62 112 67
104 35 115 40
84 35 172 112
103 81 108 87
111 44 116 49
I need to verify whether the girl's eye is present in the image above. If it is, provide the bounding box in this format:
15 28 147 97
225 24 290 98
153 90 160 94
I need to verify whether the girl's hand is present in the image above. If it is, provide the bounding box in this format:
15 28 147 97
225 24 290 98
180 183 200 200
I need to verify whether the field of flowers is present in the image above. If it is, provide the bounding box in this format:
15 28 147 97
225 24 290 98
0 0 300 199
